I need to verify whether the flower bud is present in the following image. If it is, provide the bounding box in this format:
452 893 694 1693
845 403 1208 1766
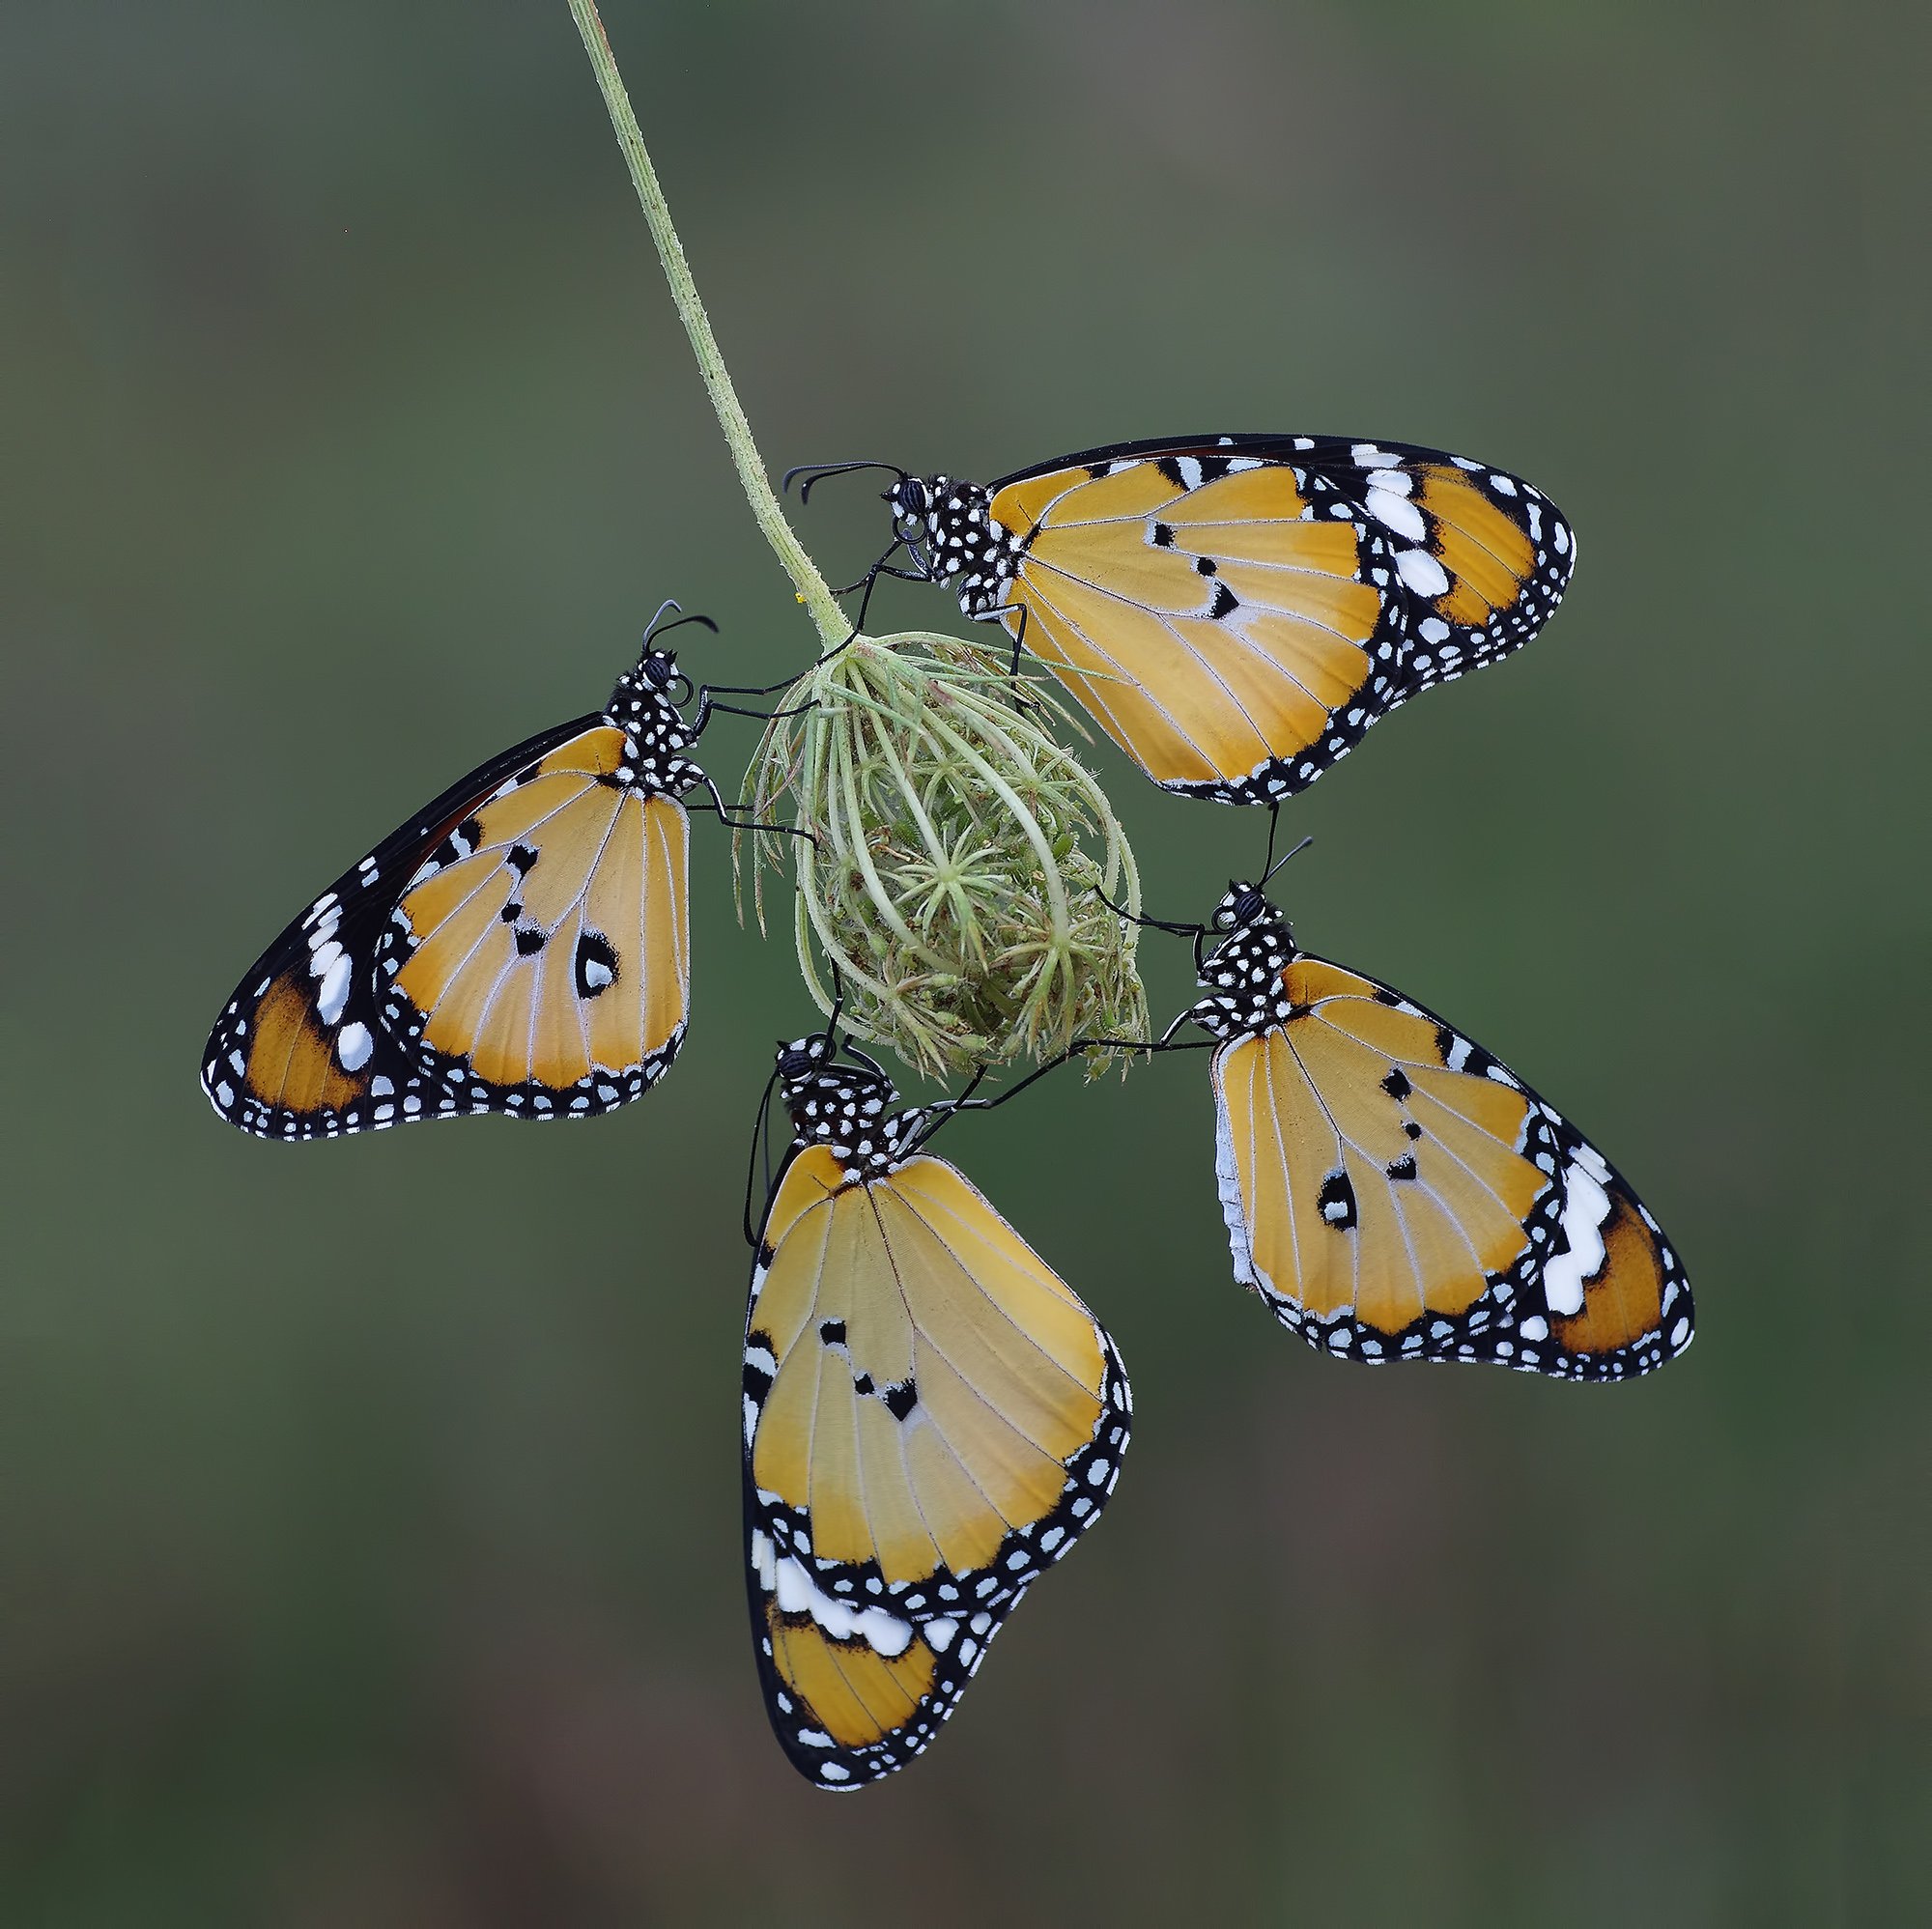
740 635 1148 1079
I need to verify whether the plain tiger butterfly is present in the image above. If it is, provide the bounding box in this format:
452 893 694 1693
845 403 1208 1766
741 1027 1129 1788
202 606 796 1141
1111 854 1692 1380
793 434 1575 806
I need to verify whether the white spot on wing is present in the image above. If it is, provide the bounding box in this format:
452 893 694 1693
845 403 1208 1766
1541 1162 1613 1316
316 953 352 1026
1396 549 1451 598
1366 486 1426 542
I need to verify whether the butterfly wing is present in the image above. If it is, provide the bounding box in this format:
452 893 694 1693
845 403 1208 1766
743 1146 1130 1788
1209 956 1692 1379
985 434 1574 802
203 721 690 1138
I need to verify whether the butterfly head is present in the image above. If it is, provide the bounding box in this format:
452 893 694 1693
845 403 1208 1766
775 1033 913 1177
1186 883 1299 1035
608 647 696 758
887 473 1011 614
1210 881 1288 937
886 474 933 546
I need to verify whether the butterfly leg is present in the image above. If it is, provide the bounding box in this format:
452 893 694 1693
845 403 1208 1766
913 1029 1211 1151
689 691 819 737
964 600 1035 714
693 670 811 701
684 772 820 846
1094 882 1208 944
833 550 928 637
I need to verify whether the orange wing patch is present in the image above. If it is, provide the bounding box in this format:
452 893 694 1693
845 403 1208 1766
236 973 368 1116
1552 1188 1669 1360
762 1601 941 1752
1414 468 1540 631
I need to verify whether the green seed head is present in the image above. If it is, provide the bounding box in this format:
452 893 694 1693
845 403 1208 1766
739 634 1149 1080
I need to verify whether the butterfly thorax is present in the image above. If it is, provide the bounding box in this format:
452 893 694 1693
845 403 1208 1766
606 649 704 795
776 1040 931 1179
1188 886 1300 1040
891 474 1019 620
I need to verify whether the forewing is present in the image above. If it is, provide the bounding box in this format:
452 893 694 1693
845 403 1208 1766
1210 957 1691 1379
202 721 690 1137
743 1147 1130 1787
987 434 1573 802
202 717 589 1139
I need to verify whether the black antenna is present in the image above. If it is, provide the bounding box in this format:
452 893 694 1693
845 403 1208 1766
642 601 720 647
1261 834 1315 891
782 459 911 505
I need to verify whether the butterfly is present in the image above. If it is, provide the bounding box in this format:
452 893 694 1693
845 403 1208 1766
790 434 1575 805
741 1027 1130 1788
202 605 798 1141
1109 855 1692 1380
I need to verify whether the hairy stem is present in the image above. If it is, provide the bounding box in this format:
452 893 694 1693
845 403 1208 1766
565 0 847 648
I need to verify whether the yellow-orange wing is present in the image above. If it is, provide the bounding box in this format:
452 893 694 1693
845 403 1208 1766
203 722 689 1139
742 1146 1130 1788
1210 956 1692 1379
985 434 1574 803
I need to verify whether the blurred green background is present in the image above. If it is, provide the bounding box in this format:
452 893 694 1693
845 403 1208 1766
4 2 1924 1923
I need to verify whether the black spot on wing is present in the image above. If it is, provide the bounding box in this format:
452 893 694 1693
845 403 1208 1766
1317 1170 1358 1231
573 931 618 1000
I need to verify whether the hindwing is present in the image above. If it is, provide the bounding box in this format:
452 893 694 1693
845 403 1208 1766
743 1145 1130 1787
1210 956 1691 1379
984 433 1573 803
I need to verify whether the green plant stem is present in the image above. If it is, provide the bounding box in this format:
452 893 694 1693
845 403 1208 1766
565 0 847 649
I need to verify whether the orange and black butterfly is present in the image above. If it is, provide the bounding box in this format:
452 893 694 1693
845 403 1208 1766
202 606 791 1141
794 434 1574 805
742 1028 1129 1788
1117 864 1692 1380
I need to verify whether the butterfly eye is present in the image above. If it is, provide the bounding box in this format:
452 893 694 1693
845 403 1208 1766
777 1040 820 1080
